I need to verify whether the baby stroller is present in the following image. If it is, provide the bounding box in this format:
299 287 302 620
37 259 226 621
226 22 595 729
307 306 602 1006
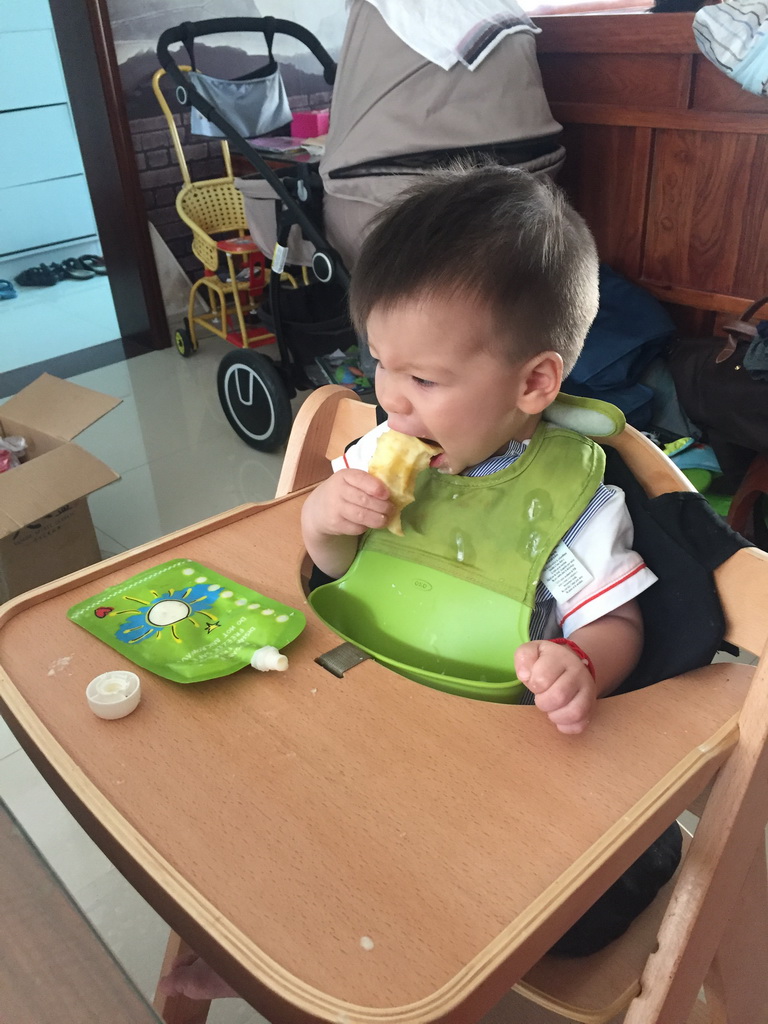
157 10 565 451
158 17 352 451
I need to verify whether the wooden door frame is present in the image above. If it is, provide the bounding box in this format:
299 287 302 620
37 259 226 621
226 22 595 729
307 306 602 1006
49 0 169 349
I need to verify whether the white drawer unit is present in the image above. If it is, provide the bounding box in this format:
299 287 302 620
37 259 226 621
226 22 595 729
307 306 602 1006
0 0 98 260
0 29 67 111
0 106 84 190
0 178 97 257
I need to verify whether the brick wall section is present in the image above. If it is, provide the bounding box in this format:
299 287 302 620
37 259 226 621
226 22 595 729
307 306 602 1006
130 111 229 280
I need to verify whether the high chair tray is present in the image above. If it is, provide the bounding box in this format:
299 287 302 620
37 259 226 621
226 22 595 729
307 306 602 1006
0 491 748 1024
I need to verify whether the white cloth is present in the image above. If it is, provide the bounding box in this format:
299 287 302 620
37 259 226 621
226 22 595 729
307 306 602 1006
333 423 657 636
694 0 768 96
358 0 540 70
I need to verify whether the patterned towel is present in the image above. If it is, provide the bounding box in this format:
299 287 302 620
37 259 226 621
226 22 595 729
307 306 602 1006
694 0 768 96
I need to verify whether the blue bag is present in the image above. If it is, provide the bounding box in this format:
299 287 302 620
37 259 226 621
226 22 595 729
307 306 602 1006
564 265 676 429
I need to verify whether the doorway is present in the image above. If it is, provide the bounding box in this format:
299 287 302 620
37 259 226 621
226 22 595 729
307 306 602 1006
0 0 168 396
0 0 119 376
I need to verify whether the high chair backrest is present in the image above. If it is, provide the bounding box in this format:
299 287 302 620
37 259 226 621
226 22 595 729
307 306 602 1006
278 386 762 660
278 387 692 500
277 385 768 1024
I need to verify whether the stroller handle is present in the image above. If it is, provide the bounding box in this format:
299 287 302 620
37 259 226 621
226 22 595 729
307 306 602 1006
156 16 349 289
157 17 337 86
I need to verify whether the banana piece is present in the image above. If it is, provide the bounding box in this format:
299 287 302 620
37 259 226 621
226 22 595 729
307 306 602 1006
368 430 442 535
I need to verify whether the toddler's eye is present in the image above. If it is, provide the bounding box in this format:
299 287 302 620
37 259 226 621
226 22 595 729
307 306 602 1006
412 376 436 388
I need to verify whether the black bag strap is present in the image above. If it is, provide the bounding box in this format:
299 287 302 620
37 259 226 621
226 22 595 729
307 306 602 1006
716 295 768 363
738 295 768 323
264 23 276 61
180 21 197 70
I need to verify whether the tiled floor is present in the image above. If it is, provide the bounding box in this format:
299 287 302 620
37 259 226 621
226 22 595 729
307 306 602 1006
0 273 120 372
0 337 303 1024
0 338 760 1022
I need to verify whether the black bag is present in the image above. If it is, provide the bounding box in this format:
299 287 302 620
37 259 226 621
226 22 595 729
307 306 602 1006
668 297 768 489
256 278 357 360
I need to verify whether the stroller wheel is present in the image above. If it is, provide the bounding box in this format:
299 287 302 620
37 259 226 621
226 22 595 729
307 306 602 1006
217 350 292 452
174 326 195 357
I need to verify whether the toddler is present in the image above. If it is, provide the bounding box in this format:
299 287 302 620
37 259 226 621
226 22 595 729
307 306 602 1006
302 163 657 732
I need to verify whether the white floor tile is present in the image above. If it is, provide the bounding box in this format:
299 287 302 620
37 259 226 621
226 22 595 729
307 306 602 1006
0 275 119 371
0 747 115 896
74 866 172 1003
76 342 308 550
0 715 20 759
86 439 283 551
73 357 136 399
96 526 128 559
77 394 155 476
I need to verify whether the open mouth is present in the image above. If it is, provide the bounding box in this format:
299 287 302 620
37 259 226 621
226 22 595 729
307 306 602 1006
417 439 445 467
388 430 444 466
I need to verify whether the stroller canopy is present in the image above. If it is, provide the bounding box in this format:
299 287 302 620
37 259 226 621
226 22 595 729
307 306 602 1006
319 0 563 189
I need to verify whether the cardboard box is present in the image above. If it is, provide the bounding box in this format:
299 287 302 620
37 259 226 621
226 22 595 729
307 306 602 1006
0 374 121 603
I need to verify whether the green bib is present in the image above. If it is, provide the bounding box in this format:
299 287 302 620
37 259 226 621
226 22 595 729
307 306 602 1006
310 423 605 702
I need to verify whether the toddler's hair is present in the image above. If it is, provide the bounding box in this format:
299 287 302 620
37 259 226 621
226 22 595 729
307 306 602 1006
349 163 599 373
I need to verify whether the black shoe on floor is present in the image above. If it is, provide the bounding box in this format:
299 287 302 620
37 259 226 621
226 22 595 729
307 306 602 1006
48 258 95 281
79 254 107 275
15 264 59 287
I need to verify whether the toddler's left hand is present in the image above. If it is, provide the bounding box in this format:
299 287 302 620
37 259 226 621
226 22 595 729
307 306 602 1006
514 640 596 735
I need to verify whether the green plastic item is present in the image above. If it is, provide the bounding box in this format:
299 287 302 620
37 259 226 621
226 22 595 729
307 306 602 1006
310 550 528 703
682 468 713 492
68 558 305 683
311 418 608 704
681 469 734 518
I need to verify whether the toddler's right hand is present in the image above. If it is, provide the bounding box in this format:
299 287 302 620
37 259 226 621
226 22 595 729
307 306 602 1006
303 469 393 538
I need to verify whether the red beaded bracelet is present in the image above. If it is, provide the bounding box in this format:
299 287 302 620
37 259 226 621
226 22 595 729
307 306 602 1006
548 637 596 681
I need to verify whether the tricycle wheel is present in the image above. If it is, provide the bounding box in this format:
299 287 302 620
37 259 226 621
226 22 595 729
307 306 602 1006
174 326 194 357
217 349 292 451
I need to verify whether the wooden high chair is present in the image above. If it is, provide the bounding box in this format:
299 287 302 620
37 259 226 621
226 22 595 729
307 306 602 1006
1 387 766 1024
268 385 768 1024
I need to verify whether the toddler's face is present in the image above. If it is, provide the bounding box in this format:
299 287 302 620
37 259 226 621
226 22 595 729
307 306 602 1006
368 293 533 475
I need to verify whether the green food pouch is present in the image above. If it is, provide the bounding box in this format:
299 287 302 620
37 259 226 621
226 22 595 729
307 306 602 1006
67 558 306 683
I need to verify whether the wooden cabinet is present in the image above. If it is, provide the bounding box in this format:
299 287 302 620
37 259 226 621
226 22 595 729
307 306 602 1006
536 12 768 332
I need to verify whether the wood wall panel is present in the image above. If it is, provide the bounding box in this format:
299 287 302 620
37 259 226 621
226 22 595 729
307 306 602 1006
537 12 768 326
539 53 688 108
536 12 700 53
692 59 768 114
644 130 757 294
737 138 768 293
557 124 651 279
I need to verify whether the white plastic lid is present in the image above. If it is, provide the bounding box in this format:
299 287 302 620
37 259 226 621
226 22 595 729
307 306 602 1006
86 671 141 720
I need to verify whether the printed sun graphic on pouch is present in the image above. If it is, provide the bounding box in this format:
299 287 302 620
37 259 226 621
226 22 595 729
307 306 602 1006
107 584 222 644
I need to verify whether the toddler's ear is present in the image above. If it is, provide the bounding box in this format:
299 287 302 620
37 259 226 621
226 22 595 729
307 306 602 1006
517 352 563 414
